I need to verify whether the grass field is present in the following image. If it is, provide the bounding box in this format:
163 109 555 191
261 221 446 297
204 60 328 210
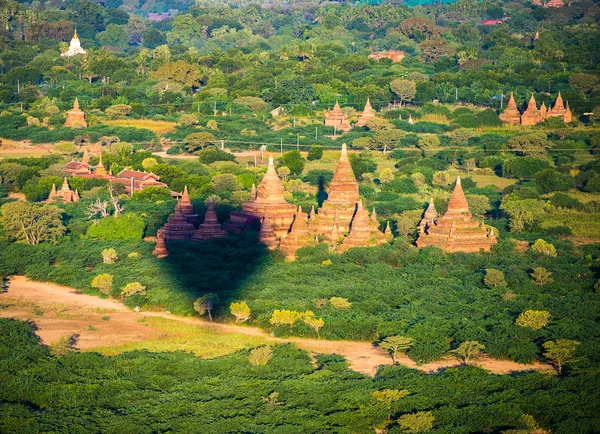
91 316 269 358
102 119 177 134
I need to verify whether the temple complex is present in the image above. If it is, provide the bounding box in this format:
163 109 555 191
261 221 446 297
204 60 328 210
61 29 87 57
416 177 497 253
356 98 377 127
500 93 572 126
368 50 405 62
191 198 228 241
48 178 79 203
65 151 91 176
225 144 390 258
324 102 352 132
225 156 297 237
64 98 87 128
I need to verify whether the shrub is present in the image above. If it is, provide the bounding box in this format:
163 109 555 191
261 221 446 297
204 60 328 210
121 282 146 298
249 346 273 366
329 297 352 309
515 310 550 330
101 248 118 264
87 215 146 240
531 267 554 285
397 411 435 433
194 293 219 321
307 145 324 161
50 335 77 356
280 151 305 175
91 274 113 295
230 301 251 322
269 309 302 331
198 149 235 164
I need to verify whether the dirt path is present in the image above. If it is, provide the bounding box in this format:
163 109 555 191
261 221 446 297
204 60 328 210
0 277 553 376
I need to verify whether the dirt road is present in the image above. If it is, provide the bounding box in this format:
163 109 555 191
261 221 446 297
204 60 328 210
0 277 553 376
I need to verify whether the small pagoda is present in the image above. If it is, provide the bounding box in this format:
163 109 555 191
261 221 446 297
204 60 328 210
64 98 88 128
178 186 199 225
61 29 87 57
547 92 572 123
418 198 438 233
191 198 228 241
225 155 297 238
279 207 316 258
416 177 497 253
48 178 79 203
152 229 169 258
325 102 352 132
259 215 279 250
520 95 544 126
338 200 389 252
499 93 521 125
356 98 377 127
160 202 195 241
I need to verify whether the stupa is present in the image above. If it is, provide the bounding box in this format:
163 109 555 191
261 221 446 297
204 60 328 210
48 178 79 203
152 230 169 258
160 202 195 240
279 207 316 258
416 177 497 253
64 98 88 128
547 92 572 123
178 186 199 225
356 98 377 127
499 93 521 125
191 198 228 241
339 200 385 252
259 215 279 250
94 150 108 176
325 102 352 132
225 155 297 237
61 29 87 57
418 198 438 232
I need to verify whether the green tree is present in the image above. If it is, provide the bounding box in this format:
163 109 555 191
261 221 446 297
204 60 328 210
101 248 118 264
452 341 485 365
269 309 301 331
515 310 550 331
379 168 395 183
397 411 435 433
372 389 409 420
390 79 417 105
543 339 579 374
87 215 146 240
349 153 377 180
418 134 440 156
230 301 251 322
185 132 217 153
0 202 65 245
531 239 557 257
484 269 507 287
151 61 204 88
121 282 146 298
418 37 455 61
194 293 219 321
280 151 306 175
507 133 549 156
304 315 325 338
379 336 414 363
307 145 324 161
531 267 554 285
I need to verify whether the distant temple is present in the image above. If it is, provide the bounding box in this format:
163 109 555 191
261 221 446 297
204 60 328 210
64 150 168 194
368 50 405 62
356 98 377 127
47 178 79 203
61 29 87 57
416 177 497 253
324 102 352 132
533 0 566 7
499 92 572 126
64 98 87 128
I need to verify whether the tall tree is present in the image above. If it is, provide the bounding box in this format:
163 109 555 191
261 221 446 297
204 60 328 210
0 202 65 245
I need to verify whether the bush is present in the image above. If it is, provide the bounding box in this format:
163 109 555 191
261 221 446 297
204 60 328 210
531 239 557 257
502 157 551 179
307 145 324 161
198 149 236 164
280 151 306 175
249 346 273 366
87 215 146 240
230 301 251 322
329 297 352 309
91 274 114 295
121 282 147 298
515 310 550 330
101 248 118 264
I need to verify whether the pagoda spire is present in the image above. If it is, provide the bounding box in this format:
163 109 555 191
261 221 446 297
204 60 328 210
152 230 169 258
255 154 286 203
506 92 517 109
371 208 377 222
444 177 470 217
73 97 80 110
181 185 190 204
326 144 359 205
61 177 70 190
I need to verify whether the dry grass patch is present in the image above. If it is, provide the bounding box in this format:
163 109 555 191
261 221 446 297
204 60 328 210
102 119 177 134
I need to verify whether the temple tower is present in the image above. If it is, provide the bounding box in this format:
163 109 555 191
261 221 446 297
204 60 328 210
191 198 228 241
64 98 88 128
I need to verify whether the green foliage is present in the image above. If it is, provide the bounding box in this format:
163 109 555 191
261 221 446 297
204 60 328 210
230 301 251 322
279 151 306 176
131 186 173 202
197 149 236 165
452 341 485 365
87 214 146 240
531 267 554 285
194 293 219 321
397 411 435 433
484 269 507 287
0 201 65 245
91 273 113 295
531 239 557 257
380 336 414 363
121 282 146 298
349 153 377 180
543 339 579 374
515 310 551 331
307 145 324 161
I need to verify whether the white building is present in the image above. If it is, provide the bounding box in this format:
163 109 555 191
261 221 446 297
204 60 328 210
61 29 87 57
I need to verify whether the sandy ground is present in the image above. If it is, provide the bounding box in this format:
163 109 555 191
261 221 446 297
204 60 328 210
0 276 553 376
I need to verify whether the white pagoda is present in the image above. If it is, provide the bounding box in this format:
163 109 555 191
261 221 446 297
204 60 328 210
61 29 87 57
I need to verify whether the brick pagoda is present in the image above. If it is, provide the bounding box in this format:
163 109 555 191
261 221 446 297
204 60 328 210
498 93 521 125
47 178 79 203
356 98 377 127
152 229 169 258
64 98 87 128
416 177 497 253
500 93 572 126
190 198 228 241
325 102 352 132
160 201 195 241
